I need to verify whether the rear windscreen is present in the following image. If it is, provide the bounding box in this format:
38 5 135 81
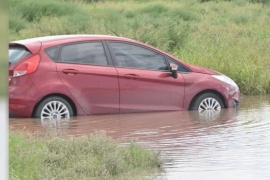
9 46 31 65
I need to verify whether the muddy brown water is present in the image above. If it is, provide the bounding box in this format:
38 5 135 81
9 95 270 179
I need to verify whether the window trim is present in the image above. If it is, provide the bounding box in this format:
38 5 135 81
106 40 171 72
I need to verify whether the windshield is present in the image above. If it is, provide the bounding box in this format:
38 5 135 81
9 46 31 65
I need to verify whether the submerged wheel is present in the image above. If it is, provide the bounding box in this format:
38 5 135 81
190 93 224 112
34 96 74 119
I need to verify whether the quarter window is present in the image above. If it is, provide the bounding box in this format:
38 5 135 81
45 47 58 61
110 42 168 70
168 58 190 72
60 42 108 66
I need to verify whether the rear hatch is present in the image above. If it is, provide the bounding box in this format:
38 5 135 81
9 45 31 66
9 40 42 82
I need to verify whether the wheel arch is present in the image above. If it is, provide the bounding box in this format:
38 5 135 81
188 89 227 110
32 93 77 117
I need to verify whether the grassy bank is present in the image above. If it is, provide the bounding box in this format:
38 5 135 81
9 0 270 95
0 10 8 97
0 61 6 96
9 131 161 180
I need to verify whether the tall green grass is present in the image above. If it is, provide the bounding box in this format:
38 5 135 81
9 0 270 95
0 10 8 97
10 131 161 179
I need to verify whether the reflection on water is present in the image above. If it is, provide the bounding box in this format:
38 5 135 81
9 95 270 179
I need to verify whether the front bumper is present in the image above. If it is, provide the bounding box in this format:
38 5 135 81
224 85 240 109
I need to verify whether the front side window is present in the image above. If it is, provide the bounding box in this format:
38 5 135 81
60 42 108 66
110 42 168 71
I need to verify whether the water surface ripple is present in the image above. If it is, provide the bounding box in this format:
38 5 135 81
9 95 270 179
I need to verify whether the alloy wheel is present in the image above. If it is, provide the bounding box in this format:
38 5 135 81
198 97 221 113
40 101 70 120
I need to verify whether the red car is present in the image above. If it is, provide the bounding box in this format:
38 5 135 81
9 35 240 119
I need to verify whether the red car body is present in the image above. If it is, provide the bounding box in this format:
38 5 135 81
9 35 240 118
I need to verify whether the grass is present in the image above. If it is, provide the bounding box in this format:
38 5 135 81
0 61 7 97
9 0 270 95
0 10 8 97
9 131 161 180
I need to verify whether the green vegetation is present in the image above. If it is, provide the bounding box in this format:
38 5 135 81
9 0 270 95
0 61 6 96
0 9 8 97
10 131 161 179
0 10 8 97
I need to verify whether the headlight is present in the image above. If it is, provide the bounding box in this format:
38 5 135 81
212 75 238 89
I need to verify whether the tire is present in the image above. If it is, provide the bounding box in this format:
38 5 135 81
190 93 224 112
34 96 74 119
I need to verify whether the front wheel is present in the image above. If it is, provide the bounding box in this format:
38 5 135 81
34 96 74 120
190 93 224 112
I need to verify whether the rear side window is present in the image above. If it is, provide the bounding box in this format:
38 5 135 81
59 42 108 66
9 46 31 65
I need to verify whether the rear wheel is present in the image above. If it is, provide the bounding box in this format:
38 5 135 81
34 96 74 119
190 93 224 112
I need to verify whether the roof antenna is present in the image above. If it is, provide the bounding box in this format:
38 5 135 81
91 14 120 37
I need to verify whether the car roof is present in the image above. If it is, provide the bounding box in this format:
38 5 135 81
11 34 133 44
10 34 136 54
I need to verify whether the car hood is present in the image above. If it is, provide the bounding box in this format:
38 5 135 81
189 65 221 75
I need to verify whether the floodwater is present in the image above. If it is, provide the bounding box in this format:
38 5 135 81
9 95 270 180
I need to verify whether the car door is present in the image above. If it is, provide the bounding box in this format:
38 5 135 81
56 41 119 115
107 41 185 113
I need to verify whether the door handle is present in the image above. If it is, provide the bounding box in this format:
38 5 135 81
124 74 140 80
62 69 79 74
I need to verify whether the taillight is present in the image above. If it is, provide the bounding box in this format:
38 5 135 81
13 54 40 77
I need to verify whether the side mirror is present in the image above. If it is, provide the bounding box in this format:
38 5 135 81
170 63 178 79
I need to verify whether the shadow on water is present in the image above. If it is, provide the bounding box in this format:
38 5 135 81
9 95 270 179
